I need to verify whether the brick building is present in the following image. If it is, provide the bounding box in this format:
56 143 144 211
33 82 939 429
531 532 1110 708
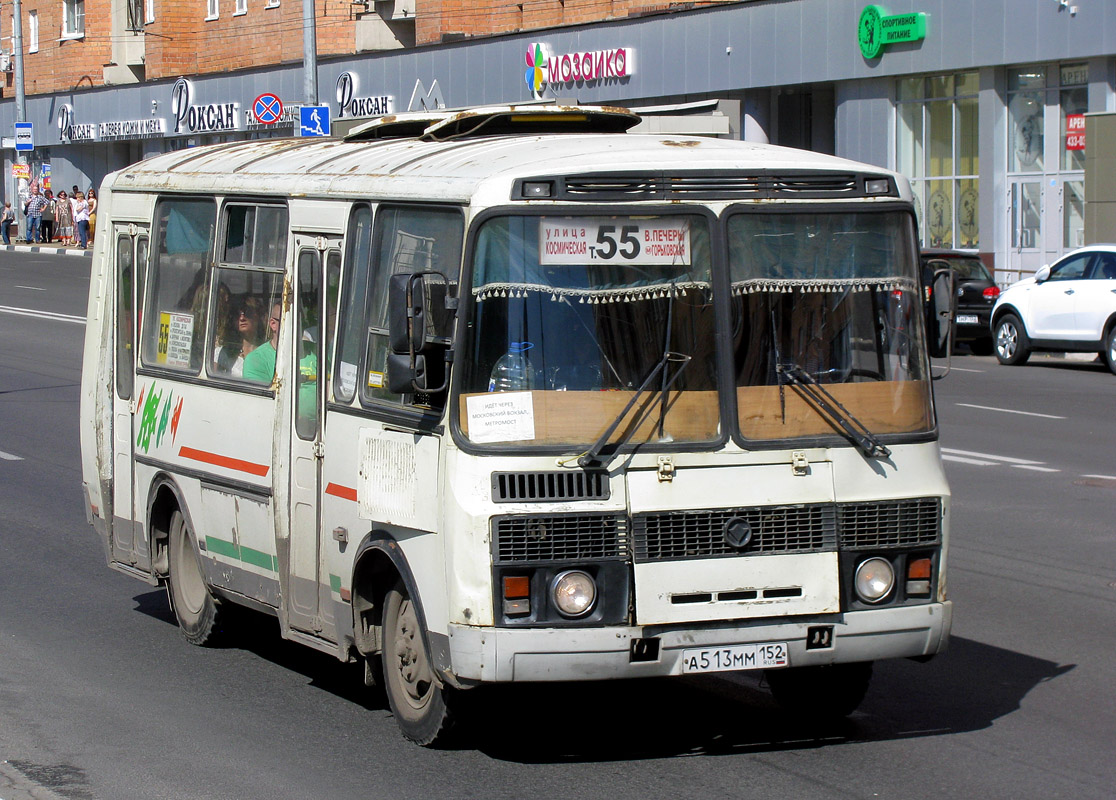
1 0 1115 278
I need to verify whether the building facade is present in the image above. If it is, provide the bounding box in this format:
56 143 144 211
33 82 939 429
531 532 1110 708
2 0 1114 280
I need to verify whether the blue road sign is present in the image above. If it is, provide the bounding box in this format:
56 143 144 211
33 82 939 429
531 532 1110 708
253 93 283 125
299 106 331 138
14 122 33 151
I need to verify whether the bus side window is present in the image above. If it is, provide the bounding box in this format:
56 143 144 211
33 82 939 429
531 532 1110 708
360 205 463 408
335 205 373 404
140 198 217 373
115 233 135 400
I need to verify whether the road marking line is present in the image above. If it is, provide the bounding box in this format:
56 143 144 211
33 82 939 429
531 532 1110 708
948 367 985 373
956 403 1066 419
1011 464 1060 473
941 447 1044 465
0 305 85 324
942 454 998 466
1082 474 1116 480
15 285 45 290
0 449 23 461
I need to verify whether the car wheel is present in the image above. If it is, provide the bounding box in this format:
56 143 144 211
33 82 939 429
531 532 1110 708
994 314 1031 366
1103 327 1116 376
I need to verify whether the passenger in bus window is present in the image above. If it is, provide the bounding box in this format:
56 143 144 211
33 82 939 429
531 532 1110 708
243 301 280 383
213 293 265 378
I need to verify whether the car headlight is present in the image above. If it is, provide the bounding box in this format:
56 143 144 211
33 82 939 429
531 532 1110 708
854 557 895 603
552 570 596 617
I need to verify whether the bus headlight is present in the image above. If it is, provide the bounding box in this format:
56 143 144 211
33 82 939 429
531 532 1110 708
854 557 895 603
552 570 596 617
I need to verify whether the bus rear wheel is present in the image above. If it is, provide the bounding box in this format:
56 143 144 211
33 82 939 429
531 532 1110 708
765 661 873 720
166 510 225 646
382 583 454 745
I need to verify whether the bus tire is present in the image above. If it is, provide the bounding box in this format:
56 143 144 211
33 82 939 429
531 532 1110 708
382 582 454 745
166 509 225 646
765 661 873 719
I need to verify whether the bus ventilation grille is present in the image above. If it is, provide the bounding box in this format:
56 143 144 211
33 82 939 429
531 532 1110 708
492 471 610 503
632 504 838 562
521 171 878 201
836 498 941 549
493 514 628 563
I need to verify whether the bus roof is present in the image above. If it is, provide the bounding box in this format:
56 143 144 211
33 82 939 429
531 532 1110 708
106 107 903 206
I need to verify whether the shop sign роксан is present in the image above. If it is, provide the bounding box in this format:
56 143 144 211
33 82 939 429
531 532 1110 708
171 78 242 135
335 72 394 120
56 104 167 143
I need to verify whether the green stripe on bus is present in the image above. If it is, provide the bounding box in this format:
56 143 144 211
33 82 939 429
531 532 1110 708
204 536 278 573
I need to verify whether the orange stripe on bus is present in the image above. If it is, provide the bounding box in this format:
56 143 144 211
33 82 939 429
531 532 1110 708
178 446 270 477
325 483 358 502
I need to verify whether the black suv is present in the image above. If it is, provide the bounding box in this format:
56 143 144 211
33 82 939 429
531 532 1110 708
921 250 1000 355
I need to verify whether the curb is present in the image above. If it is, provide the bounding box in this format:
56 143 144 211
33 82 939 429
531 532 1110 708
1 243 92 257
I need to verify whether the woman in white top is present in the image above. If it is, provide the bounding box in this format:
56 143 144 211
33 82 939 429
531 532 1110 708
72 192 90 249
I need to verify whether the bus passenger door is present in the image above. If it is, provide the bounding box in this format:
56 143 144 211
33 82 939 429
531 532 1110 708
111 226 150 570
286 238 341 635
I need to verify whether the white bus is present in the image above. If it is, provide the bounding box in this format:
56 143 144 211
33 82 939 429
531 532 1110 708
80 105 952 745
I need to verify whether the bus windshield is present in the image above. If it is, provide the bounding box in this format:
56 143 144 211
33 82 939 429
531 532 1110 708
727 209 933 442
459 214 719 448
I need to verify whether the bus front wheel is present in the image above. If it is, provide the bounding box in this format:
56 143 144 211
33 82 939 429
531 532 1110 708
166 510 225 646
765 661 873 719
382 583 454 745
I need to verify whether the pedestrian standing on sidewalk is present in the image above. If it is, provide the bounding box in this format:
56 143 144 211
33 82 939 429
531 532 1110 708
73 191 90 249
23 184 48 243
1 201 15 244
56 190 73 245
86 188 98 244
41 190 56 243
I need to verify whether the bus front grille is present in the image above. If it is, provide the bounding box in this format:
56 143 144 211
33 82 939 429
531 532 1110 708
837 498 942 549
631 498 941 562
632 505 837 562
493 514 628 564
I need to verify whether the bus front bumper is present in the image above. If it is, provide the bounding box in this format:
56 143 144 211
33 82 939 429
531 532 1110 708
446 601 951 683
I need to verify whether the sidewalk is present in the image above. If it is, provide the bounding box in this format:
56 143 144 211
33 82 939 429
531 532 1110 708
0 240 91 257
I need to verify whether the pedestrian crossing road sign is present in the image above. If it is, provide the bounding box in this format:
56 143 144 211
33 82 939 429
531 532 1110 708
299 106 331 137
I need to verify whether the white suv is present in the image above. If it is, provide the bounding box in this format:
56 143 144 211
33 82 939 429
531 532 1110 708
991 245 1116 375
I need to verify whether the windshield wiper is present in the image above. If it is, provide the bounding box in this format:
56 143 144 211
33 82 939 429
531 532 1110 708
577 350 692 470
776 362 891 460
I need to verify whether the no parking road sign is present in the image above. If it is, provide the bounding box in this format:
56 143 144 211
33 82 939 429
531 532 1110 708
252 93 284 125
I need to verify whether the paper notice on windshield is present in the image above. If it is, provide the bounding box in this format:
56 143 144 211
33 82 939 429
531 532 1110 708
540 218 691 266
158 312 194 368
466 392 536 443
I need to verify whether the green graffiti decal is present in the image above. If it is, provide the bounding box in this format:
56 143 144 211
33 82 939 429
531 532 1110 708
156 392 173 447
137 383 163 453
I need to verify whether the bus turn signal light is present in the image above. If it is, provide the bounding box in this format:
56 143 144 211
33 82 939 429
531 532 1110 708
503 575 532 617
906 557 932 596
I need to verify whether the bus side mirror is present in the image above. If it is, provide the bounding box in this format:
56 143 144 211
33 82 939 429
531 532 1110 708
386 271 457 394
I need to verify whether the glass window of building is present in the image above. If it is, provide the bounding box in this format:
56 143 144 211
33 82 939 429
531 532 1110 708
1006 64 1088 251
896 72 979 249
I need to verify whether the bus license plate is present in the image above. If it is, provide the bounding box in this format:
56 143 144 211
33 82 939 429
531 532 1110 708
956 314 979 325
680 642 788 674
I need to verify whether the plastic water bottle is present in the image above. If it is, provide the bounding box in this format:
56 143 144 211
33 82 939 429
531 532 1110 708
488 341 534 391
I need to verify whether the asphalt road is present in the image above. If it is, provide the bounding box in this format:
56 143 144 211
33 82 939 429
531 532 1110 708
1 250 1114 799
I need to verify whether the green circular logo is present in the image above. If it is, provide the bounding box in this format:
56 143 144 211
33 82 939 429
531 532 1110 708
858 5 885 59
